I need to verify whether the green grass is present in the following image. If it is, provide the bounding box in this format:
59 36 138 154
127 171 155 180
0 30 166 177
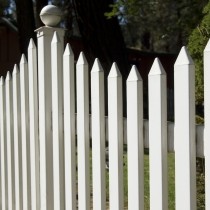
122 151 175 210
145 152 175 210
91 148 205 209
103 150 175 209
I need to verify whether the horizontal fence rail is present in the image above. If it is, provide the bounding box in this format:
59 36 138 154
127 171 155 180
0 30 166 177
0 23 208 210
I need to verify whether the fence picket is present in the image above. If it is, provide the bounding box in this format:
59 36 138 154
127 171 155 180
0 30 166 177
5 71 15 210
20 54 31 210
63 44 76 210
12 65 22 210
36 27 55 210
91 58 106 210
28 38 40 210
108 63 124 210
1 17 210 210
127 65 144 210
204 39 210 209
174 47 196 210
149 58 168 210
51 32 64 210
76 52 90 210
0 76 7 210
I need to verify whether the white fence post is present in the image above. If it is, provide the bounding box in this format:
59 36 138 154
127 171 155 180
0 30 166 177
51 31 64 210
63 44 76 210
76 52 90 210
174 46 196 210
91 58 106 210
12 65 22 210
204 39 210 209
20 54 31 210
36 26 53 210
5 71 15 210
28 38 40 210
0 76 7 210
108 63 124 210
149 58 168 210
127 65 144 210
36 26 64 210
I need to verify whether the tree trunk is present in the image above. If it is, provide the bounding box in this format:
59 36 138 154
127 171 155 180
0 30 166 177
73 0 129 115
15 0 36 56
73 0 129 77
35 0 48 28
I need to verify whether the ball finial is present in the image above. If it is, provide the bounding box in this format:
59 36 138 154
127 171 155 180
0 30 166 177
40 5 62 27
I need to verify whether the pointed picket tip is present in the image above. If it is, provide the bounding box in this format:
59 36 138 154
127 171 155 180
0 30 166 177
52 31 61 44
174 46 194 66
12 64 19 75
20 54 27 64
28 38 36 49
91 58 104 72
6 71 11 81
108 62 122 78
204 39 210 52
77 51 88 66
0 76 5 85
127 65 142 81
63 43 74 56
149 58 166 75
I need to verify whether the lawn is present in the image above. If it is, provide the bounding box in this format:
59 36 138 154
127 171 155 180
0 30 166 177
104 149 204 209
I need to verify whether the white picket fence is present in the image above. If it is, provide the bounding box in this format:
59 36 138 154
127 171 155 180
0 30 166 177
0 25 210 210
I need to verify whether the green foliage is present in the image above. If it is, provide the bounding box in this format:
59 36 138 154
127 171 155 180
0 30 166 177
0 0 11 16
197 172 205 210
196 158 205 209
105 0 207 53
196 115 204 124
188 2 210 105
105 0 151 19
106 0 209 104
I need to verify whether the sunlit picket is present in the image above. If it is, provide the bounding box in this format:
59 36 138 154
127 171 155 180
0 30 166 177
204 40 210 210
91 59 106 210
5 71 15 210
149 58 168 210
0 76 7 210
174 47 196 210
28 38 40 210
0 6 210 210
51 31 65 210
20 54 31 210
76 52 90 210
108 63 124 210
63 43 76 210
127 66 144 210
12 65 22 210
